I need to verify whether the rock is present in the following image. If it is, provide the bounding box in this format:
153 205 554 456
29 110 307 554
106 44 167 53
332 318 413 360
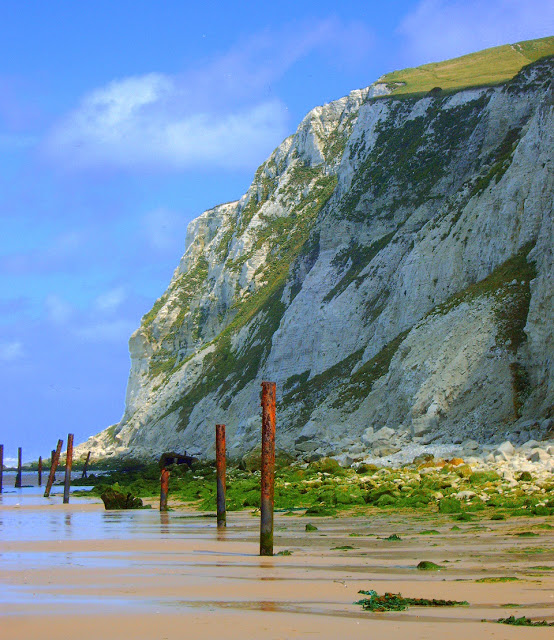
495 441 515 459
372 445 401 457
295 440 319 453
361 427 374 444
462 439 480 451
334 454 353 468
305 523 318 531
100 488 143 510
373 427 395 442
455 490 476 500
520 439 541 451
527 448 550 463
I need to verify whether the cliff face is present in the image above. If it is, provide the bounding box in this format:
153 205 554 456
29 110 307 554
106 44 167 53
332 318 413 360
78 49 554 462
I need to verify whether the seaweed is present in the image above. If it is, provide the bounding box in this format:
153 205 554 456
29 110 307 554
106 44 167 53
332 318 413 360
355 590 468 612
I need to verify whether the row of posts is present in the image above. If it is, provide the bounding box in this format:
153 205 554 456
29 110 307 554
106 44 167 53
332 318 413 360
0 436 91 504
159 381 277 556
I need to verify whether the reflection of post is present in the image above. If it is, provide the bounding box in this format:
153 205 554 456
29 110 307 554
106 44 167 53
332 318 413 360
38 456 42 486
260 381 276 556
15 447 22 488
216 424 226 528
0 444 3 494
160 468 170 512
44 440 63 498
63 434 74 504
81 451 91 479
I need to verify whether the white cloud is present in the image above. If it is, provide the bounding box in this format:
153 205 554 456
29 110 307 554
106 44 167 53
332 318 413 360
94 287 126 313
45 294 74 325
398 0 554 64
75 319 136 342
0 341 24 361
42 19 375 173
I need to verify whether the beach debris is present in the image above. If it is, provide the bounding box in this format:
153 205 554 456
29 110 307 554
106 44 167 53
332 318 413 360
332 545 355 550
44 439 63 498
417 561 443 571
100 487 143 510
216 424 226 528
159 468 170 512
496 616 554 626
305 523 318 531
276 549 292 555
475 576 519 583
355 590 468 612
63 433 74 504
384 534 401 541
260 381 276 557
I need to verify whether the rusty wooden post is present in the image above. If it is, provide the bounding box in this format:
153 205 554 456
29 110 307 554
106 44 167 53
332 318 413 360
51 449 56 480
63 434 74 504
260 381 276 556
81 451 91 479
44 439 63 498
15 447 22 488
160 468 170 511
216 424 226 528
0 444 3 494
38 456 42 486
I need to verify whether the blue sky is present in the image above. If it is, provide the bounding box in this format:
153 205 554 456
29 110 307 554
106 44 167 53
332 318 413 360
0 1 552 465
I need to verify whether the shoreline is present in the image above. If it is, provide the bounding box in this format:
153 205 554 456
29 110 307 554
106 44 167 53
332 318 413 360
0 491 553 639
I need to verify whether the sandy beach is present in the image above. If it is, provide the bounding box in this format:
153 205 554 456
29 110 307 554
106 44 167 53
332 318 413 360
0 475 553 639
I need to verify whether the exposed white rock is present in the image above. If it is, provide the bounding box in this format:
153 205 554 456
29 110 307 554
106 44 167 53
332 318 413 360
75 55 554 463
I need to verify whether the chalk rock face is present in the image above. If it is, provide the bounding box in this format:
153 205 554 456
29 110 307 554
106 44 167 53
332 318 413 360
76 54 554 462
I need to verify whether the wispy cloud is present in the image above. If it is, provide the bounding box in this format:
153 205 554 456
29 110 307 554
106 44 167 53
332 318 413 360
45 294 74 325
0 340 24 362
42 18 375 173
397 0 554 63
94 287 126 313
74 319 136 342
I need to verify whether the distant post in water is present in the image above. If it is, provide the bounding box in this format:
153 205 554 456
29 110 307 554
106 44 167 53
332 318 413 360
216 424 226 528
15 447 22 488
0 444 3 494
160 468 170 512
260 381 276 556
81 451 91 479
38 456 42 486
63 434 74 504
44 439 63 498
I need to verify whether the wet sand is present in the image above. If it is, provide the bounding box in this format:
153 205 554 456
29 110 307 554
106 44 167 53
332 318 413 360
0 479 553 638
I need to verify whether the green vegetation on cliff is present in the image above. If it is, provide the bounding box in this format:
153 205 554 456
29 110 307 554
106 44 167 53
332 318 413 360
380 36 554 96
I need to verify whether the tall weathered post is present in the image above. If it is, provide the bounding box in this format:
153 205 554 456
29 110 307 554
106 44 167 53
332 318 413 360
216 424 226 528
0 444 3 494
160 468 170 512
63 434 74 504
38 456 42 486
81 451 91 479
51 449 56 480
260 381 276 556
15 447 22 488
44 439 63 498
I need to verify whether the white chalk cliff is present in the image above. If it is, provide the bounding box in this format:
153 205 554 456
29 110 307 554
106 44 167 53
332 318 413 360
78 42 554 462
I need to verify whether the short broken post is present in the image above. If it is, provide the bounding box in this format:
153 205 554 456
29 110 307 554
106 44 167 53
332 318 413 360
63 434 74 504
44 439 63 498
15 447 22 488
260 381 276 556
38 456 42 486
160 468 170 512
81 451 91 479
0 444 3 494
216 424 226 528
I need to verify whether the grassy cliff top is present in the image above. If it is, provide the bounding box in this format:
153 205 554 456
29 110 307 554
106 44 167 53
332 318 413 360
380 36 554 96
